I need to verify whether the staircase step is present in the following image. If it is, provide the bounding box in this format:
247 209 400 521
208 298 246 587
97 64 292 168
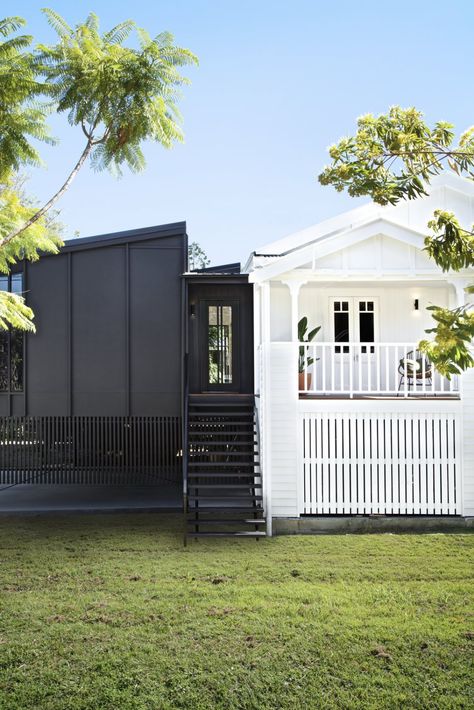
188 505 264 520
189 411 253 418
188 414 254 426
189 408 253 413
189 453 257 458
188 404 253 408
189 530 266 537
188 427 256 433
188 471 259 478
188 500 263 506
189 440 257 447
188 461 257 468
188 426 255 431
189 439 256 445
188 483 262 489
189 457 257 463
187 518 265 525
188 395 254 405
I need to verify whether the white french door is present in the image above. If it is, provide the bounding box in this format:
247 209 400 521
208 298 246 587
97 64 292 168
328 297 379 391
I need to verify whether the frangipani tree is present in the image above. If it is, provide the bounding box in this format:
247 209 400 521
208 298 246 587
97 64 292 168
0 9 197 330
318 107 474 377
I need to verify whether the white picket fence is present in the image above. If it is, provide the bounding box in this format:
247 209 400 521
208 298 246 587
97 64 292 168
298 342 460 397
301 411 461 515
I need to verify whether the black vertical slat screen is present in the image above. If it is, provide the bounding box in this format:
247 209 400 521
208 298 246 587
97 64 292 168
0 416 182 485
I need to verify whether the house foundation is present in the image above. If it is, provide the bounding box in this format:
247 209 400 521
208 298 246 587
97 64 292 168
273 515 474 535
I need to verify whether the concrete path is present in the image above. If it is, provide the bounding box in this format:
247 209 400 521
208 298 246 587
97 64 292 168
0 484 181 514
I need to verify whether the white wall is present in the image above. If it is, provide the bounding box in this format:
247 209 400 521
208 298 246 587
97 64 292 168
270 282 291 341
267 279 452 344
462 369 474 517
316 235 438 273
290 281 451 344
264 343 299 517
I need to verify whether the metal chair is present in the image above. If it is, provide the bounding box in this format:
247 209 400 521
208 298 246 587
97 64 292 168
398 349 432 393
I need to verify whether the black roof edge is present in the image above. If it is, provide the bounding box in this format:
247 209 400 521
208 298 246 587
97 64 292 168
59 221 187 253
191 262 241 275
184 273 249 284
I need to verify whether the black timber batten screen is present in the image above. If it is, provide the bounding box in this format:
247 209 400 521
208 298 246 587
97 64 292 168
0 416 181 485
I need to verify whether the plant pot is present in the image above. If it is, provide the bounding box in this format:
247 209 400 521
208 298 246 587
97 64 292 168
299 372 312 391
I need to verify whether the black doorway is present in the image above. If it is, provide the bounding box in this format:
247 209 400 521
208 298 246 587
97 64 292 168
187 281 254 395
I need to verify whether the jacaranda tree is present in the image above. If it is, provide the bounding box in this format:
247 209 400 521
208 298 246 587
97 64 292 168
0 9 197 330
318 107 474 376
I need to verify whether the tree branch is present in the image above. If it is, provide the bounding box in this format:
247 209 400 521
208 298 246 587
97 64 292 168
380 149 474 159
0 137 94 247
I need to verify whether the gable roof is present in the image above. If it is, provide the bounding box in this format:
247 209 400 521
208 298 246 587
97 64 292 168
246 173 474 280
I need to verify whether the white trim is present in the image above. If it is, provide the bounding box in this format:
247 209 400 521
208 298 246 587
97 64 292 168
260 284 273 537
250 218 434 282
250 173 474 260
298 398 461 414
271 272 464 282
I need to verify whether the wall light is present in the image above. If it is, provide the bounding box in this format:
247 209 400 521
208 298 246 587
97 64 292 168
190 303 196 319
414 298 419 311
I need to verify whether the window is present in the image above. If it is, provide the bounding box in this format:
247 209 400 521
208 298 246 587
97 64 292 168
0 273 24 392
208 305 233 384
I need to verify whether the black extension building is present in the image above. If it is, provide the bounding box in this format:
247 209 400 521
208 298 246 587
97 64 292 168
0 222 265 538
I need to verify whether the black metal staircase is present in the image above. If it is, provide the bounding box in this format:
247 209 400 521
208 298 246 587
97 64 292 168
184 395 266 540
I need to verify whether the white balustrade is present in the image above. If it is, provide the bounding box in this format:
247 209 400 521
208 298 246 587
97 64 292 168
298 342 460 397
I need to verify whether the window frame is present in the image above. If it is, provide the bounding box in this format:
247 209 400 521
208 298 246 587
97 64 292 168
329 296 379 357
199 299 240 392
0 270 26 394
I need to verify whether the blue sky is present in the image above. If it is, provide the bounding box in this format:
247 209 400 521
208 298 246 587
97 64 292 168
6 0 474 265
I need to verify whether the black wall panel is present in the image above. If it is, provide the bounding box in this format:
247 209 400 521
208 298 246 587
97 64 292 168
12 226 186 417
71 247 127 415
26 254 69 415
130 246 182 415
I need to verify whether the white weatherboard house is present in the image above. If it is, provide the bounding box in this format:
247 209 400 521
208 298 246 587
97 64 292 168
247 174 474 534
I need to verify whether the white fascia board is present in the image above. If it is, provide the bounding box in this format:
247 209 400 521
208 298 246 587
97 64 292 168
275 270 450 282
250 218 427 283
251 174 473 263
430 172 474 197
253 202 382 256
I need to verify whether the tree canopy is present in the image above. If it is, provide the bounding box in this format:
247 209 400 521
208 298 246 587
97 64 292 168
188 242 210 271
0 9 197 331
318 107 474 377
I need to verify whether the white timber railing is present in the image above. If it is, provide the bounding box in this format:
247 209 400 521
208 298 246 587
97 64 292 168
298 342 460 397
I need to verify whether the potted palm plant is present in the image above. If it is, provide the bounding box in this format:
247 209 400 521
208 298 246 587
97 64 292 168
298 317 321 390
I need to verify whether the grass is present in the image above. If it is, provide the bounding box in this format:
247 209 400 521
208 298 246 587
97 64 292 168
0 514 473 709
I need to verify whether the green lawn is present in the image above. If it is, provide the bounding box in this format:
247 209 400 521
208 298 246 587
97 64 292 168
0 515 472 709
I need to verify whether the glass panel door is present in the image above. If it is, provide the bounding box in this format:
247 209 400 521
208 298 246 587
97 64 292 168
208 304 233 385
356 299 375 354
202 300 239 391
333 300 350 354
330 297 378 353
329 296 378 392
